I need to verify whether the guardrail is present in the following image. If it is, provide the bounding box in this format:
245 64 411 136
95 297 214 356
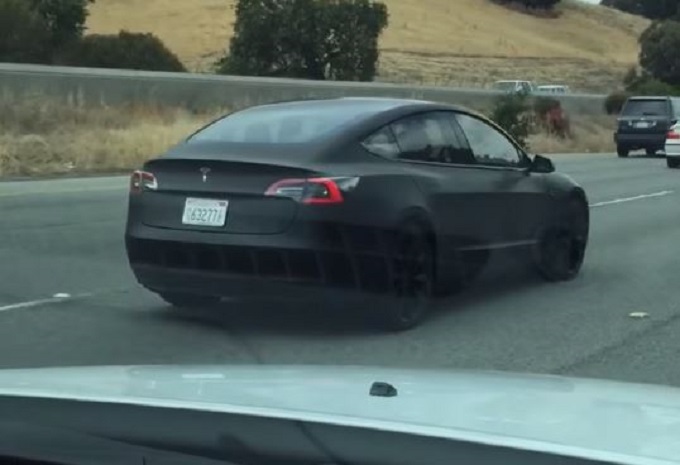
0 62 607 115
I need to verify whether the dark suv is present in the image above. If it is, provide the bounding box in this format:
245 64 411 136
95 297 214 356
614 96 680 158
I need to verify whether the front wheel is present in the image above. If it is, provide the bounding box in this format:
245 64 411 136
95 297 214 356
533 197 589 282
668 157 680 169
373 223 434 332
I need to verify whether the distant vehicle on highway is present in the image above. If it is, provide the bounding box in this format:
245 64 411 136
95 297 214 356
125 97 590 331
536 85 570 94
491 80 536 94
665 121 680 168
614 95 680 158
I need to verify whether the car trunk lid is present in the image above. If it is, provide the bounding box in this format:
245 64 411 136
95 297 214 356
137 147 321 235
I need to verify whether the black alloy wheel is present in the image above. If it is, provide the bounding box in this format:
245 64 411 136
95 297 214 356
534 197 589 282
375 223 435 331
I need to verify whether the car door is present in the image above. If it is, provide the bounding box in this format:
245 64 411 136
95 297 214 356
378 111 506 257
451 111 552 247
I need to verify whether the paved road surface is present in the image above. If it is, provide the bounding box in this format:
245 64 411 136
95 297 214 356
1 153 679 388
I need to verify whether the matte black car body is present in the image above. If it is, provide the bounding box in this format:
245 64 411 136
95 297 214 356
614 96 680 157
125 97 589 330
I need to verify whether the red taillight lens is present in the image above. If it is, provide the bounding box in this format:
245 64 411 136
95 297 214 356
668 130 680 140
130 170 158 194
265 177 359 204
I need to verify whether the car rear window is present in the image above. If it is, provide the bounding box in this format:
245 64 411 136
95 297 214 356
188 103 383 144
493 82 517 91
623 99 669 116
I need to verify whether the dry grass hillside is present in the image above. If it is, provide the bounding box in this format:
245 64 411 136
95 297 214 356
87 0 649 92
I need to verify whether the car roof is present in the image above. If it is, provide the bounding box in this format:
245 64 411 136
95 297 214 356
628 95 670 100
241 96 468 113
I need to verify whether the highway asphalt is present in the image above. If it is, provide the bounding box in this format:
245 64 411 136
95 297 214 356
1 152 680 388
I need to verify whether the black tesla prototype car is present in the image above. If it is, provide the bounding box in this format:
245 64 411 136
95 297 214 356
125 97 589 331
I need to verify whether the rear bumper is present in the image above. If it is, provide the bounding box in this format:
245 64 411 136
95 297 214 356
665 141 680 157
125 223 396 299
614 132 666 149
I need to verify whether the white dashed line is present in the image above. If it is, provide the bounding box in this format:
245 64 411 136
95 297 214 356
0 293 88 312
590 190 674 208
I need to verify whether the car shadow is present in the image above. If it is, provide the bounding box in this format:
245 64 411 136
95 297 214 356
151 252 553 337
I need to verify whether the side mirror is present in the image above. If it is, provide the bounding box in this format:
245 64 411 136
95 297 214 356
529 154 555 174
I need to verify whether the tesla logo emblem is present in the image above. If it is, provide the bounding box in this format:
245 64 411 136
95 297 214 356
199 167 210 183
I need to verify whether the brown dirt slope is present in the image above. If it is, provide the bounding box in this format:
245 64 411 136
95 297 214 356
86 0 649 92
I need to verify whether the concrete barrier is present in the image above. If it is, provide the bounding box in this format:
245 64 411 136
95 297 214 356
0 62 607 115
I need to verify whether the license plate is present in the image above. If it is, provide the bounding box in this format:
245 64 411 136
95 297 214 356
634 121 651 128
181 198 228 227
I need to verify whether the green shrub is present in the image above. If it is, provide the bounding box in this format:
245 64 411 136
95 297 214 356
57 30 186 72
630 78 679 96
604 91 630 115
491 92 532 149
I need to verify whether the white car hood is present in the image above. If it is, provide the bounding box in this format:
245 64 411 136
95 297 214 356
1 365 680 464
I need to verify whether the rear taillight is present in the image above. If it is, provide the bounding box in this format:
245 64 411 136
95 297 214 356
130 170 158 194
668 129 680 140
265 177 359 204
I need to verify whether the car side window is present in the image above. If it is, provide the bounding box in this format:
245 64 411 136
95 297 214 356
455 113 523 167
361 126 401 159
387 112 476 165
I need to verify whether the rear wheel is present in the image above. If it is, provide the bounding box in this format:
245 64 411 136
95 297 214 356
533 197 589 282
668 157 680 169
373 223 434 332
617 146 629 158
158 291 221 308
646 148 657 156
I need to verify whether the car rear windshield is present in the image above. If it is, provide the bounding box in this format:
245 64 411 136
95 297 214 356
187 103 382 144
493 82 517 91
623 99 669 116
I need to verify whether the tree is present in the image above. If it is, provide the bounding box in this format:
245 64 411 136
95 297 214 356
219 0 388 81
639 20 680 87
58 31 186 72
0 0 51 63
601 0 679 20
28 0 94 50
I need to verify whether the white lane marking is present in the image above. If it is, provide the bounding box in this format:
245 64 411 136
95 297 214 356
0 292 89 313
0 186 124 198
590 190 674 208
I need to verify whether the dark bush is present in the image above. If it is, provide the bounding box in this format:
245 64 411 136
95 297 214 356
491 92 532 149
0 0 51 63
604 91 630 115
220 0 388 81
602 0 679 20
57 30 186 72
533 96 561 119
494 0 561 10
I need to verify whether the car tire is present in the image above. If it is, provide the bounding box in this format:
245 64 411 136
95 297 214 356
668 157 680 169
373 222 434 332
646 148 657 156
617 147 629 158
533 196 589 282
158 291 221 308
